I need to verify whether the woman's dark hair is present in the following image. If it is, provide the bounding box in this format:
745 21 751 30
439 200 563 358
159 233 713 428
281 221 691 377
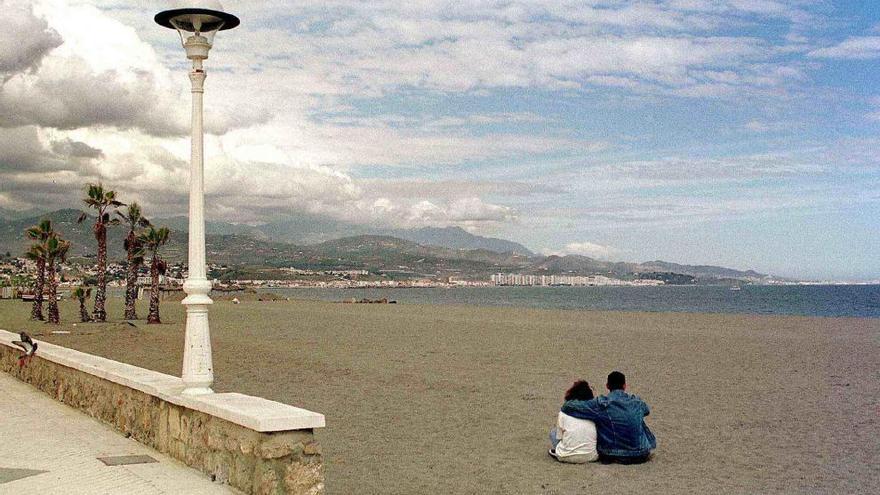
564 380 594 401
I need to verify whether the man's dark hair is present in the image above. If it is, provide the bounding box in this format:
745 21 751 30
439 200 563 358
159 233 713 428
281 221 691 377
607 371 626 390
565 380 594 401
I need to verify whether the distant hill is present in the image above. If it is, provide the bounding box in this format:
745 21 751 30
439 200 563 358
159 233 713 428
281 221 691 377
0 209 128 258
528 254 632 275
156 216 267 240
0 209 771 283
525 254 768 282
387 226 534 255
310 235 528 274
257 215 369 245
156 213 536 255
0 207 45 221
155 212 366 245
634 260 766 280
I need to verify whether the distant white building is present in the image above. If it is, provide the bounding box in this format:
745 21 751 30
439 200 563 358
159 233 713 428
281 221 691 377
491 273 663 287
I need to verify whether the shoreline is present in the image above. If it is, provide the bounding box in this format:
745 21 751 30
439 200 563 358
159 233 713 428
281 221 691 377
2 299 878 494
242 285 880 319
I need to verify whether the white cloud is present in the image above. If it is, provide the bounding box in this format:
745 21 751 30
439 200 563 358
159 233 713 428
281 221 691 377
167 0 812 98
0 1 61 79
868 97 880 121
0 0 873 239
743 119 794 132
0 0 531 229
0 1 266 136
546 241 622 260
808 37 880 59
357 197 515 229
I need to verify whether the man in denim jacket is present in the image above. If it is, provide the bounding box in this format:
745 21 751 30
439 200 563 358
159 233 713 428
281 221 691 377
561 371 656 463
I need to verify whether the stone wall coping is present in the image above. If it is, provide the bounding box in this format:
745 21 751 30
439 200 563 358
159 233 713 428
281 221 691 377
0 329 325 432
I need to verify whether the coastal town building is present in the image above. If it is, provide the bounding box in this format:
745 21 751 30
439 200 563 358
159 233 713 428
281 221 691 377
490 273 664 287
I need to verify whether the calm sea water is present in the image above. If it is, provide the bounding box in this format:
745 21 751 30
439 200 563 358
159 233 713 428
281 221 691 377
260 285 880 318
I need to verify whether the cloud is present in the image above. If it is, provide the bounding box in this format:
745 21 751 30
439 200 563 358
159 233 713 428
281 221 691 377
0 1 266 136
743 119 796 132
0 1 182 135
0 2 61 79
744 119 771 132
546 182 880 228
365 197 515 228
0 123 521 229
868 97 880 121
360 179 563 199
178 0 815 99
220 116 606 170
808 37 880 59
50 138 103 159
585 153 822 184
0 0 876 244
0 126 104 172
546 241 622 260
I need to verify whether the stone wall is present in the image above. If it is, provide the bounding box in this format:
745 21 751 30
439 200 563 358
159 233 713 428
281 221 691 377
0 344 323 495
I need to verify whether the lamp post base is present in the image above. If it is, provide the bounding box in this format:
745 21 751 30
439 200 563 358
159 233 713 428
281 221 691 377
182 279 214 394
181 386 214 396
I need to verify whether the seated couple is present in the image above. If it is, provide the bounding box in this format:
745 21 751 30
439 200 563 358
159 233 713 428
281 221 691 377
549 371 656 464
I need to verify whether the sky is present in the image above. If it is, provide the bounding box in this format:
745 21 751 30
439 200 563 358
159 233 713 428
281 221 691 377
0 0 878 281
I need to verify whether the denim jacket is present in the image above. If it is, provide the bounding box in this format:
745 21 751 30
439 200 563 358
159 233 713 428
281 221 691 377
561 390 656 458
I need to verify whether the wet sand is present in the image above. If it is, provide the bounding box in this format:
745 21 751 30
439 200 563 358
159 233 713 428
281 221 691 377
2 298 878 494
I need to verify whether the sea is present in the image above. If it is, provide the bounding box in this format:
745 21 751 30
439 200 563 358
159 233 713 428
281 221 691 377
257 284 880 318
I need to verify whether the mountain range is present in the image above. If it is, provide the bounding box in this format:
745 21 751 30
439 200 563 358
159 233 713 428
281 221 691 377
0 209 771 283
155 214 534 255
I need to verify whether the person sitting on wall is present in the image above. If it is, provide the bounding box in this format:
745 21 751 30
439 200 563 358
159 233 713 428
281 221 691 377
549 380 599 463
561 371 656 464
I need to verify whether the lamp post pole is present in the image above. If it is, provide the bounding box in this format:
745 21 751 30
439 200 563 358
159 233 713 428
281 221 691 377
181 35 214 395
154 4 240 396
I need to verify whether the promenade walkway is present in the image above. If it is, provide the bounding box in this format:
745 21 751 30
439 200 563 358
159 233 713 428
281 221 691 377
0 372 237 494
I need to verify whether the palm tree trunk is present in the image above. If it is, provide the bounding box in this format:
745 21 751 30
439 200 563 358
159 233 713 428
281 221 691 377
147 254 161 324
93 225 107 322
79 298 91 322
124 238 138 320
47 259 59 324
31 259 45 321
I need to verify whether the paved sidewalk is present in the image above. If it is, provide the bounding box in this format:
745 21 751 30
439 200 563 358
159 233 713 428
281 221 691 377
0 372 237 494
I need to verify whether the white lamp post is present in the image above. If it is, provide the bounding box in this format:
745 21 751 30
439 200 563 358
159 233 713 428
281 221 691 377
155 1 239 395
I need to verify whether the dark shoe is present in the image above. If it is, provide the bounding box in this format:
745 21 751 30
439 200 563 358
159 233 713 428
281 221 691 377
599 454 651 465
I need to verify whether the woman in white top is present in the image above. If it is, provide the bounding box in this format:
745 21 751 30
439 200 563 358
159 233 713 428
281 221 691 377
549 380 599 463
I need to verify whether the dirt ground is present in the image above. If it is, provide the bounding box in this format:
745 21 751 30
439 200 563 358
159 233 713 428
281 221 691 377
2 298 878 494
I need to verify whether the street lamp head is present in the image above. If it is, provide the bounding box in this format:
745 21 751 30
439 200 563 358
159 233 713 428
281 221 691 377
155 1 239 61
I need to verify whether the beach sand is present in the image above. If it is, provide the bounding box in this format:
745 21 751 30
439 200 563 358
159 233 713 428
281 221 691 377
2 298 878 494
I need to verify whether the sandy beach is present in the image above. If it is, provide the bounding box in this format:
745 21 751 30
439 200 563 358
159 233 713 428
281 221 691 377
2 298 877 494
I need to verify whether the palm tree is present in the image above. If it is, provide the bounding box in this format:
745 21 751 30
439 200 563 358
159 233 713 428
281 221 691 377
45 234 71 325
72 286 93 322
78 183 123 322
139 226 170 324
24 219 54 320
24 244 47 320
117 203 151 320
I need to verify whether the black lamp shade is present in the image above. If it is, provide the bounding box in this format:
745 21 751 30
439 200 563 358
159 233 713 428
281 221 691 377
155 8 239 32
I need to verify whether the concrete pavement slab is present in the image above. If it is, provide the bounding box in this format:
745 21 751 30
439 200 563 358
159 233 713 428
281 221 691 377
0 372 238 494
